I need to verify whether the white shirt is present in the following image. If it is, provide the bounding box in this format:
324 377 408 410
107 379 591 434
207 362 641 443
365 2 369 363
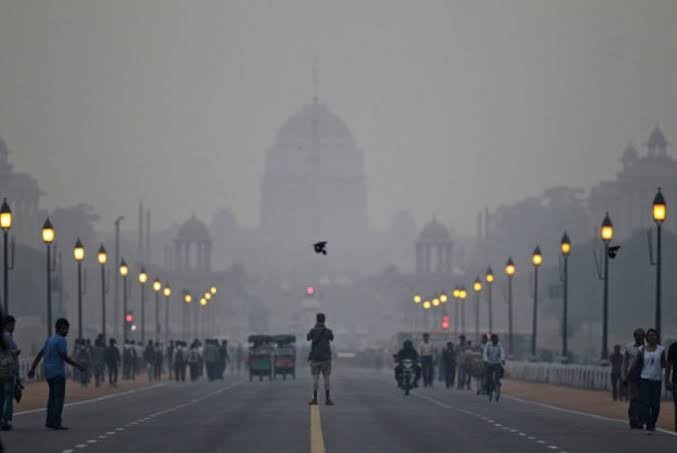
640 345 665 381
483 343 505 365
419 342 434 357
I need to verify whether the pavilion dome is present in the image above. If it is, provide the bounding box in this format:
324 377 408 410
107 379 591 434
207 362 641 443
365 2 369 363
176 215 211 242
417 216 451 243
647 125 668 149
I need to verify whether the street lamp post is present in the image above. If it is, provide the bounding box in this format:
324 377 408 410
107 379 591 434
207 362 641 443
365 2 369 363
531 246 543 359
459 287 467 336
153 278 162 343
73 239 85 340
652 188 666 337
473 277 482 343
1 198 13 314
485 267 494 334
138 268 148 344
97 245 108 340
560 232 571 361
600 212 614 361
119 260 129 345
183 292 192 340
163 284 171 344
204 291 213 337
113 216 124 338
505 258 516 357
452 287 460 334
199 297 207 337
42 219 55 336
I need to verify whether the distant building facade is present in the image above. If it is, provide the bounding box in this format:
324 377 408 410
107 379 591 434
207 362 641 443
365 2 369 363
0 137 44 248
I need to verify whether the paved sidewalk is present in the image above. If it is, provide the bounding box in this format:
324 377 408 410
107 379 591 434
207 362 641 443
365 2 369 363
504 379 676 431
16 376 155 412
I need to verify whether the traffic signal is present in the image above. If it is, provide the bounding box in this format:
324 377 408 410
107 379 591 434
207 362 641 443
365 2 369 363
306 286 315 297
441 315 450 330
125 312 134 323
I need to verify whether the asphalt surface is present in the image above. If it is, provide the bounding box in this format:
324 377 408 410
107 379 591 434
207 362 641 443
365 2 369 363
3 368 676 453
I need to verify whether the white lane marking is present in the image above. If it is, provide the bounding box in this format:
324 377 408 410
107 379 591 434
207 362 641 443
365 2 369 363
414 393 564 451
503 394 677 437
61 381 243 453
15 383 168 416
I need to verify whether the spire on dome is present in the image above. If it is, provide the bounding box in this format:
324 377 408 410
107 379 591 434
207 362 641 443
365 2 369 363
647 123 669 157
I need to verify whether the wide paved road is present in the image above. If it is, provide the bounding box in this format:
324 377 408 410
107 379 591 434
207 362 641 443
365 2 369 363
4 369 676 452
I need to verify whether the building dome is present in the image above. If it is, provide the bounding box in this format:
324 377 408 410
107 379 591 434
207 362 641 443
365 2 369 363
274 100 356 150
261 98 368 245
177 215 211 242
417 216 451 243
648 125 668 149
621 143 639 168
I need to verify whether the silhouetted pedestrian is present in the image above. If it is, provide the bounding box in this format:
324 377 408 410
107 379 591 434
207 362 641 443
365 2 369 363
28 318 86 430
623 328 645 429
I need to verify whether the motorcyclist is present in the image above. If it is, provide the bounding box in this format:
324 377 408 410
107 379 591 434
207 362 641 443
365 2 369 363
394 340 421 388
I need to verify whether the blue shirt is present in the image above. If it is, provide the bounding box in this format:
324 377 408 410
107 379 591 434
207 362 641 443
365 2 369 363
42 335 67 379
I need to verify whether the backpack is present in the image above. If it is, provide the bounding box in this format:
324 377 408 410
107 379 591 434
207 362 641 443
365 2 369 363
0 348 17 379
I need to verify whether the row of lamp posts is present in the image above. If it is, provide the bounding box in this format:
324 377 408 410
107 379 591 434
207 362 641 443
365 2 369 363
408 187 666 363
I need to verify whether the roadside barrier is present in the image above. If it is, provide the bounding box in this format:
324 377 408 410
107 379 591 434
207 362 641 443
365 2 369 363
505 361 611 390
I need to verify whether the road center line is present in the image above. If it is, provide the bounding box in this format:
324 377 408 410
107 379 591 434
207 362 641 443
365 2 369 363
310 405 326 453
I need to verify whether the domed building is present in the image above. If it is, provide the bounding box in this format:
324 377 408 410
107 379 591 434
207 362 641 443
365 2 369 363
415 216 453 275
260 98 368 248
173 215 212 271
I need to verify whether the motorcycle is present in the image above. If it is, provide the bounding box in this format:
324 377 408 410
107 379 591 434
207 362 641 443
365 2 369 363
399 358 416 396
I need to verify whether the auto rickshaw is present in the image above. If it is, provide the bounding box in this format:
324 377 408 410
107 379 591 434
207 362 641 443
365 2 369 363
248 335 274 382
272 335 296 380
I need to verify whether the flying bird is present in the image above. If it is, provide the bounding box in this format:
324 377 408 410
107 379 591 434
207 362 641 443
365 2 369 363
314 241 328 255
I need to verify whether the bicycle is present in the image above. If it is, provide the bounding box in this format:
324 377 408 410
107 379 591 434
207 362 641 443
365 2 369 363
486 363 503 402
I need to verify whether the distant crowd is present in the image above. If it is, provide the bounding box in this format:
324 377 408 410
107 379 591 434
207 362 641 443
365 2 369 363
0 315 249 432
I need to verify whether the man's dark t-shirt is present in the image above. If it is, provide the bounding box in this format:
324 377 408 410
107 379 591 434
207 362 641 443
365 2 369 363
307 323 334 362
668 342 677 379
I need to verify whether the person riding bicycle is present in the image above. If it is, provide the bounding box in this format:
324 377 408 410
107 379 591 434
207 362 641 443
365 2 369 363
394 340 421 388
483 334 505 399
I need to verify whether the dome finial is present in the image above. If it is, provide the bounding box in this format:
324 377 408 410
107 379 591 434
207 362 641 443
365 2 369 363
312 57 319 103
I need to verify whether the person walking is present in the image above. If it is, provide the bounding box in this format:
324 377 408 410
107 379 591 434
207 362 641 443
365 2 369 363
174 341 187 382
236 343 244 374
307 313 334 406
0 316 20 431
218 340 229 378
153 342 163 380
622 328 645 429
456 335 467 390
144 340 155 382
204 340 218 381
441 342 456 389
27 318 86 430
188 340 201 381
665 337 677 432
629 328 665 435
92 337 106 387
419 333 434 388
609 344 623 401
105 338 120 387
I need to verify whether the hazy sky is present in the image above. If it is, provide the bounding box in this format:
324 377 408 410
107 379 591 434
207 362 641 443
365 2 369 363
1 0 676 234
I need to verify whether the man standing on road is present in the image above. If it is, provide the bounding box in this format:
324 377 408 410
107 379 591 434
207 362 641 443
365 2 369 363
622 328 645 429
105 338 120 387
623 329 646 429
0 316 20 431
441 342 456 389
610 344 624 401
666 338 677 432
419 333 434 387
307 313 334 406
456 335 467 390
27 318 86 430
